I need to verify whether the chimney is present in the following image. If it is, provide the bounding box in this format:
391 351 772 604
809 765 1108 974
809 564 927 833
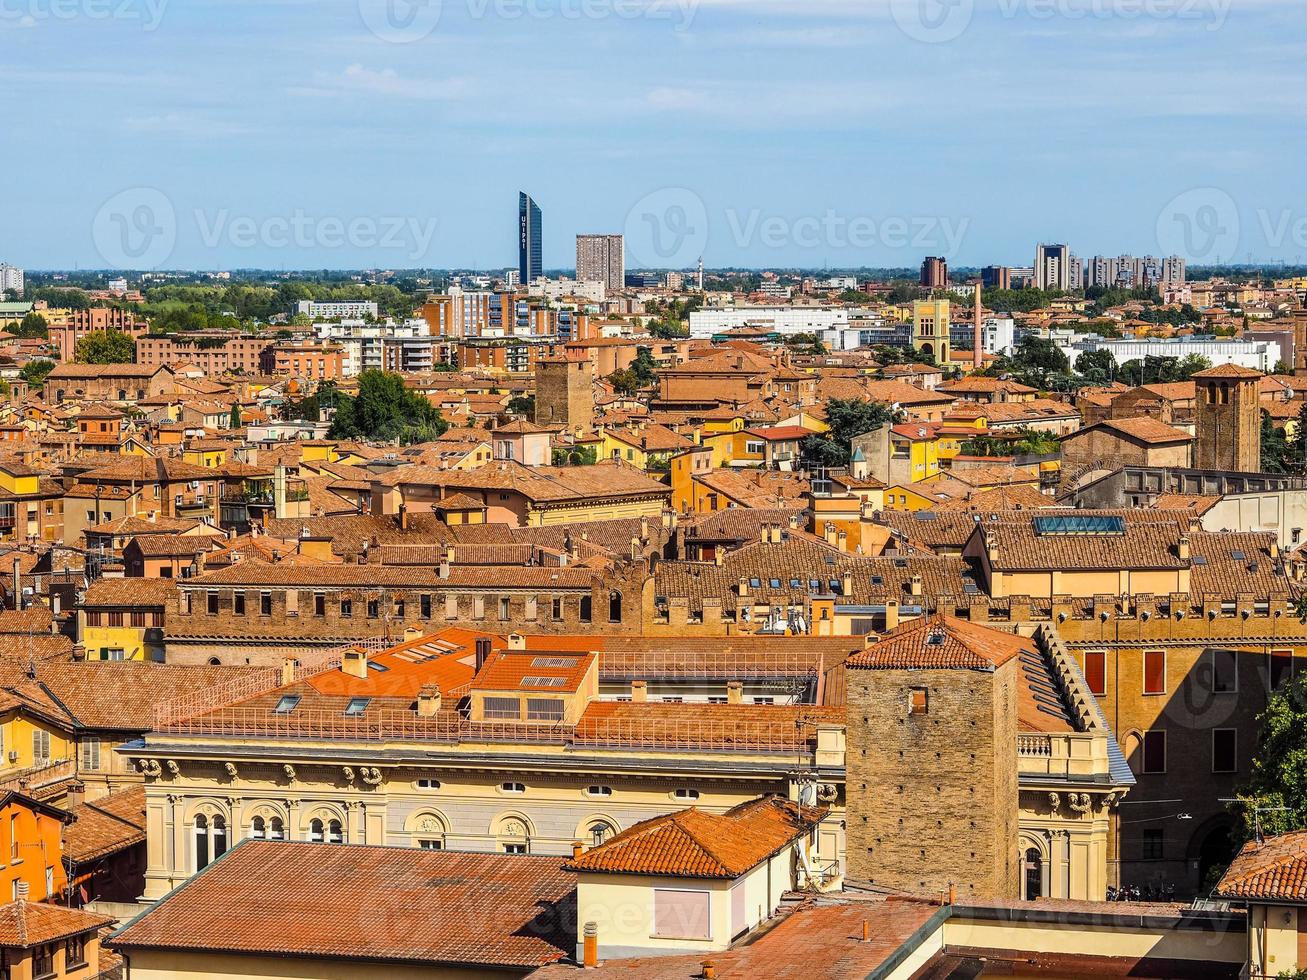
572 840 584 860
702 962 717 980
281 657 298 686
884 599 900 631
15 881 28 902
438 558 450 579
583 923 598 969
342 646 368 679
403 625 423 643
841 572 853 596
398 504 409 532
727 681 743 704
910 574 922 597
417 684 442 717
738 577 749 598
631 680 648 703
11 555 20 611
508 633 525 650
640 515 650 542
823 521 837 546
836 529 848 552
474 637 492 674
1178 535 1191 561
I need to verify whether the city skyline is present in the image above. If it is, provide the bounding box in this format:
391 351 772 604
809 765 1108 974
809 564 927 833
3 1 1305 270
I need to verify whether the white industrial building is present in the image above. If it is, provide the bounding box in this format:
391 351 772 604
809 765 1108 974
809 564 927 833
1059 336 1282 373
296 299 379 320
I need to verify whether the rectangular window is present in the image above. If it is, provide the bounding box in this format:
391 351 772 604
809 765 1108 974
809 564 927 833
108 611 124 627
552 597 563 621
367 599 379 619
526 698 564 722
130 610 146 628
260 592 272 616
420 594 432 619
1213 729 1237 773
33 942 55 977
314 593 326 617
1210 648 1237 694
340 599 353 618
499 597 511 620
908 687 928 715
65 933 87 968
1271 649 1294 690
1083 651 1107 696
483 696 520 720
1142 829 1164 860
233 593 246 616
1143 730 1166 774
206 591 219 615
32 728 51 765
79 738 101 771
653 888 711 941
1143 650 1166 695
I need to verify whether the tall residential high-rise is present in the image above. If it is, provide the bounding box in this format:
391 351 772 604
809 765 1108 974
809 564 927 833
1035 244 1083 291
1088 254 1187 291
575 234 624 292
920 256 948 288
518 192 542 286
0 263 23 298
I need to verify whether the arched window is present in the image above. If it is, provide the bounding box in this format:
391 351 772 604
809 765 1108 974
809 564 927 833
309 818 324 843
608 591 622 623
1023 847 1043 901
327 819 344 844
193 815 210 871
497 817 530 855
411 813 446 850
251 816 266 840
212 816 227 859
268 817 285 841
588 821 616 848
207 657 222 666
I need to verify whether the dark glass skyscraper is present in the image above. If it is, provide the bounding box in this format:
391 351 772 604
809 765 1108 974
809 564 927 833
518 192 542 285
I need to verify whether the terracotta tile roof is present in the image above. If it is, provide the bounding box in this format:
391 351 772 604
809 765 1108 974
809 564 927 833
1216 831 1307 901
109 841 575 969
565 796 823 878
1152 493 1222 515
1093 416 1192 445
125 533 211 559
81 577 178 608
0 899 111 948
573 701 841 751
64 786 146 863
32 662 260 731
473 649 595 693
1192 363 1263 379
979 512 1190 572
846 614 1025 671
530 895 939 979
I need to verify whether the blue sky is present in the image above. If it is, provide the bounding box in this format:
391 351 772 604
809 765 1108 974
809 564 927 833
3 0 1305 271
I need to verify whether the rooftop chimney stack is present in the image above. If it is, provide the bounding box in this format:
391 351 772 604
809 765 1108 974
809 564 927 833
474 637 492 674
417 684 442 717
342 647 368 679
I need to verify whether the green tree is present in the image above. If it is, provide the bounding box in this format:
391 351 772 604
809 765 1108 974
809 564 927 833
801 398 902 469
1233 671 1307 844
75 329 135 364
14 313 48 339
1262 410 1291 474
630 348 658 386
552 445 598 466
230 405 242 429
327 371 448 445
1074 349 1116 384
19 359 54 388
606 368 641 396
506 394 535 417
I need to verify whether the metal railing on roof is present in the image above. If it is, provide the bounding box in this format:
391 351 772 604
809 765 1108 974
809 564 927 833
152 707 821 754
152 636 394 729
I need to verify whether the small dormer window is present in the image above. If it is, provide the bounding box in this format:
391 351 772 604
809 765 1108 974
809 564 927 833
274 695 301 714
673 788 699 802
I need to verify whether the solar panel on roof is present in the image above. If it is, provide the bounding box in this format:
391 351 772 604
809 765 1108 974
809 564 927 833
522 676 568 687
1032 515 1126 536
532 657 577 668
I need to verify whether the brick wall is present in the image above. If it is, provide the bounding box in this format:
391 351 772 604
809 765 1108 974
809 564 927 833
845 660 1019 900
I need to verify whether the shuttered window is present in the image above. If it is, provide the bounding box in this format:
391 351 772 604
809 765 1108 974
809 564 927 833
653 889 711 940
